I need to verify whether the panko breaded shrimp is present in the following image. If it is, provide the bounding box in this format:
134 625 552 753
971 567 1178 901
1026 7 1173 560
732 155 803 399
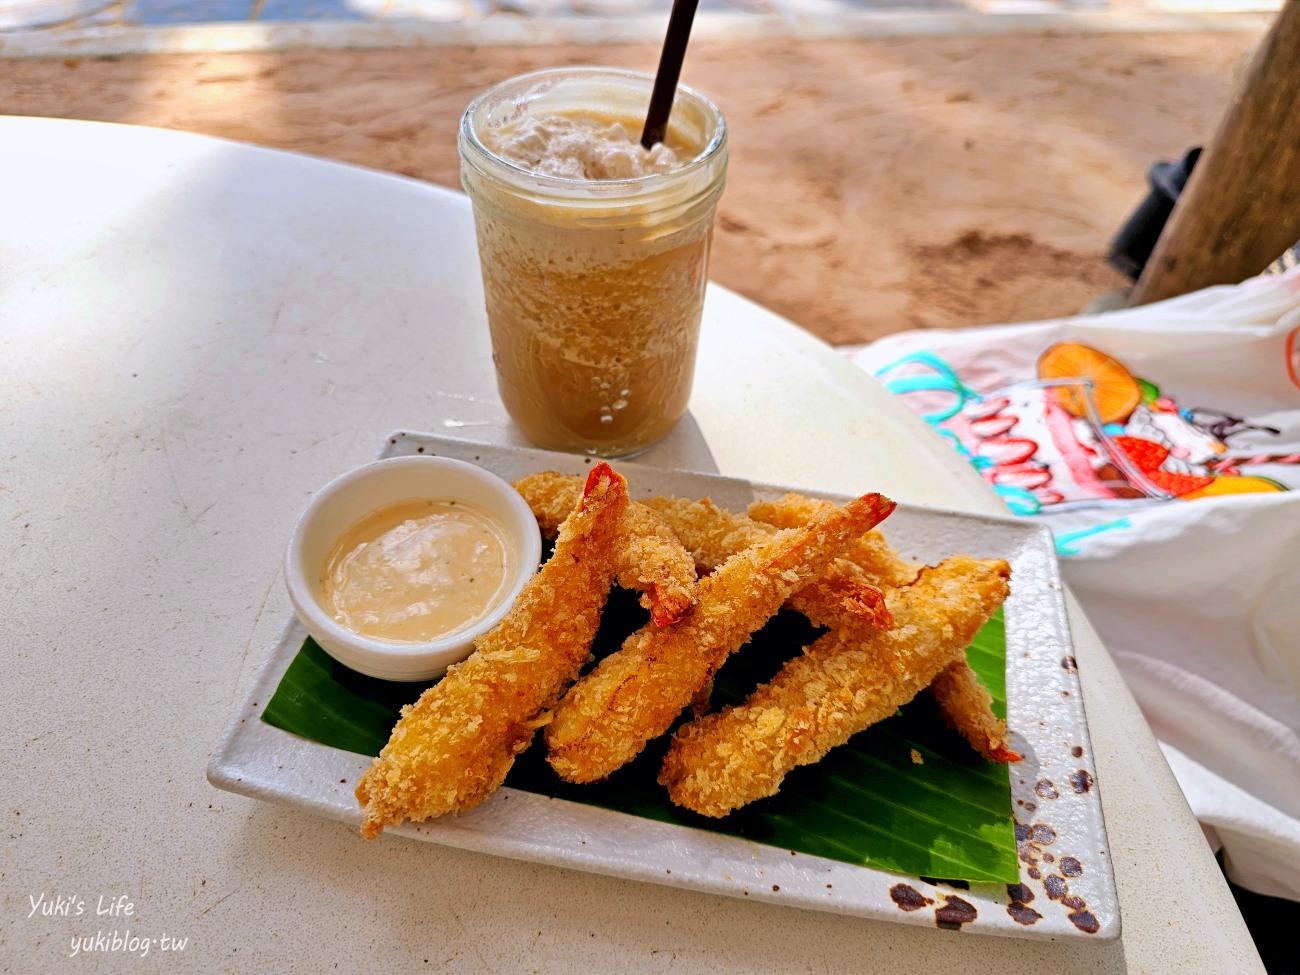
640 496 771 569
658 556 1012 817
544 492 897 784
355 463 629 839
928 658 1021 764
748 493 919 588
514 471 698 626
513 470 589 538
749 493 1019 764
641 496 893 630
791 568 893 631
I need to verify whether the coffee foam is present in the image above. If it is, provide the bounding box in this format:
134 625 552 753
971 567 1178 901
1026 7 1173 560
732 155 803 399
483 112 681 180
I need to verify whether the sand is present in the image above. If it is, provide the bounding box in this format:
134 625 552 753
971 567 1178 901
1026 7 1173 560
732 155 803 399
0 31 1259 345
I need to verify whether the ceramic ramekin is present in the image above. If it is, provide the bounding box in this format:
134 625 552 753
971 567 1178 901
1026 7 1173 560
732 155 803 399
284 455 541 681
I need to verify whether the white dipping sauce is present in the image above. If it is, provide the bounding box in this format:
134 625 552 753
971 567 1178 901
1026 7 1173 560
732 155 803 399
319 499 516 644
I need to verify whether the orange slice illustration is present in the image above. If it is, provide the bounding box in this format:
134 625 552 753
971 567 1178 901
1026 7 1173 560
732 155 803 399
1038 342 1142 425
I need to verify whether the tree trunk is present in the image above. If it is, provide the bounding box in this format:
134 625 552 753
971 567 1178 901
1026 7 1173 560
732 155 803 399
1128 4 1300 306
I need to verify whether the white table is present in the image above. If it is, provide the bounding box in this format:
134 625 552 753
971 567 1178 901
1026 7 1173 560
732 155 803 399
0 116 1264 973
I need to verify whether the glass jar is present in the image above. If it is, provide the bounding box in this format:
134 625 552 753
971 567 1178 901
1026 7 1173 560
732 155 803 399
459 67 728 457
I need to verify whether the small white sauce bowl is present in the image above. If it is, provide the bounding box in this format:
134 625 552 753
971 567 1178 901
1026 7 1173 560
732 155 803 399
284 455 542 681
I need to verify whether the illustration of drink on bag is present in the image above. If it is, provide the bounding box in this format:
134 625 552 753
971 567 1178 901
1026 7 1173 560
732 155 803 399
876 342 1291 517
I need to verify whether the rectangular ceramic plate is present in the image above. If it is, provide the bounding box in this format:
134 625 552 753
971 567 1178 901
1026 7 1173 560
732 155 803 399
209 432 1118 942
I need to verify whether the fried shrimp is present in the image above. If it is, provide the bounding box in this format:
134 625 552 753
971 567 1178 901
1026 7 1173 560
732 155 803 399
514 471 698 626
747 493 919 588
748 493 1018 764
544 492 897 784
354 463 628 839
641 496 893 630
658 556 1012 817
639 496 771 569
928 658 1022 764
512 470 587 537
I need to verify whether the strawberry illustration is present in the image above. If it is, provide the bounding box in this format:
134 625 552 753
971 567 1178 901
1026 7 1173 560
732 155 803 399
970 414 1018 439
975 437 1037 467
1112 435 1167 470
1113 436 1214 497
991 464 1052 490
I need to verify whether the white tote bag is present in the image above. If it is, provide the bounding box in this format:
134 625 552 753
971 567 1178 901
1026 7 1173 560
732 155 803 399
849 265 1300 901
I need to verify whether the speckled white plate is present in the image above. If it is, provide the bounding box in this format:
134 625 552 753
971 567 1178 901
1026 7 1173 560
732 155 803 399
209 432 1119 942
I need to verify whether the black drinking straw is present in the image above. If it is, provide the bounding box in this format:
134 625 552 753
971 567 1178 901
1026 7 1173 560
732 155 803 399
640 0 701 150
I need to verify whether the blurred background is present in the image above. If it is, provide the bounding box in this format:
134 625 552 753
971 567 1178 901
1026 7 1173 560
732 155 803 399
0 0 1285 349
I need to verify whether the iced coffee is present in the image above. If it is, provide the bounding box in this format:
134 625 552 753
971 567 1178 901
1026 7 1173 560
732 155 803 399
458 68 728 457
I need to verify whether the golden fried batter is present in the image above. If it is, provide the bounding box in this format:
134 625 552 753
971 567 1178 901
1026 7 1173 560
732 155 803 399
748 493 919 588
544 492 897 784
788 568 893 631
642 496 893 630
749 493 1018 764
640 496 771 569
514 471 698 626
355 463 629 839
658 556 1012 817
928 658 1021 764
513 470 587 538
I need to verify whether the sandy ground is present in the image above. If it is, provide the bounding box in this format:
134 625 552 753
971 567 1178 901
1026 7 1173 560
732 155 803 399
0 31 1260 345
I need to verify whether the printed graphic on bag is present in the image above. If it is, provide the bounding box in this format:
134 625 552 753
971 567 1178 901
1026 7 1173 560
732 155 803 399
876 342 1294 518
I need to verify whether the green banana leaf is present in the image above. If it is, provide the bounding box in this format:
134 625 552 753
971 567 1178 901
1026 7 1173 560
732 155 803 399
263 587 1016 883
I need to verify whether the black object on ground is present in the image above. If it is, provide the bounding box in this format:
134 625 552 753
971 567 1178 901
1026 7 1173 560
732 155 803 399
1108 147 1202 282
